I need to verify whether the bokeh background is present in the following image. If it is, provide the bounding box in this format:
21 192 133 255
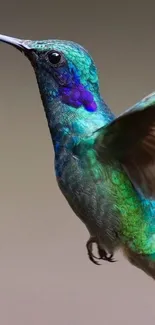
0 1 155 324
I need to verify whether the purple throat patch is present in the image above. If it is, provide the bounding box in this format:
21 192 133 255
60 84 97 112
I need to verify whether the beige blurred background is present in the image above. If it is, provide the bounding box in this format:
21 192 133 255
0 1 155 324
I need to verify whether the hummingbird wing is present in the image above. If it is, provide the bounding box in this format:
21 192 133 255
94 92 155 198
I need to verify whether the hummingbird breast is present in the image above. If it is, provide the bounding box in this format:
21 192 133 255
54 144 155 257
55 147 121 253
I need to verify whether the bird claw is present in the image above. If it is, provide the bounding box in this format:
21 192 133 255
97 247 116 262
86 237 101 265
86 237 116 265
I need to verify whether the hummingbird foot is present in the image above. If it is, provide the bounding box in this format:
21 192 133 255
97 247 116 263
86 237 116 265
86 237 101 265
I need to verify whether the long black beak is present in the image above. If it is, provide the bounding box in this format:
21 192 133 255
0 34 30 52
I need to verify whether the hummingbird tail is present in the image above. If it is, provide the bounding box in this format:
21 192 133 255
123 246 155 280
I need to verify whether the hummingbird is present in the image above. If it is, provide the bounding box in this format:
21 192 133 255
1 34 155 280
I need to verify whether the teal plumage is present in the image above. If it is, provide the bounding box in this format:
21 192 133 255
1 35 155 279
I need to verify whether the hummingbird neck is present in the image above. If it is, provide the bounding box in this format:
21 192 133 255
36 75 114 154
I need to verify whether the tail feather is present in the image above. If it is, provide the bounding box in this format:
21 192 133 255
123 246 155 280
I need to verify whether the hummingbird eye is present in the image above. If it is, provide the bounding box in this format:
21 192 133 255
47 50 64 67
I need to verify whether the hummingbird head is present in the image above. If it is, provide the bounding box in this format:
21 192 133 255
0 34 112 150
0 34 100 111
